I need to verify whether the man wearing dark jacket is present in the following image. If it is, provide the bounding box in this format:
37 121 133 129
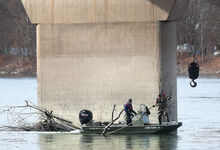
124 98 137 126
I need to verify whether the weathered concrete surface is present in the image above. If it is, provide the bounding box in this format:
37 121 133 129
22 0 181 124
160 22 177 121
168 0 190 21
21 0 189 23
36 22 177 123
37 23 161 123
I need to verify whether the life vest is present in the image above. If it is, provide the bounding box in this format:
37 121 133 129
158 92 166 100
126 103 133 111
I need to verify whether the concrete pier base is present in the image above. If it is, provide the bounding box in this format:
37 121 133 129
160 22 177 122
36 22 177 123
21 0 189 124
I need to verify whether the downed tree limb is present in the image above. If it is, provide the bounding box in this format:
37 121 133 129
111 104 116 122
25 101 73 124
102 108 124 136
0 101 81 131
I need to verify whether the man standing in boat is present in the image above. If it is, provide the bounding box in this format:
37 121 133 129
154 90 170 125
124 98 137 126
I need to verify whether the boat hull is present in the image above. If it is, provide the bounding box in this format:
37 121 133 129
81 122 182 134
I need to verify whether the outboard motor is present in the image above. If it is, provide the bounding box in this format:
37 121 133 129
79 110 93 125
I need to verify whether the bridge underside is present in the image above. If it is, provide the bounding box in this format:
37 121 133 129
22 0 189 123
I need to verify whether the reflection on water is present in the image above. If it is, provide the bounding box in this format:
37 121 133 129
37 133 178 150
0 77 220 150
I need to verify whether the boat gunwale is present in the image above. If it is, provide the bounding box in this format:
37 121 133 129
80 122 182 134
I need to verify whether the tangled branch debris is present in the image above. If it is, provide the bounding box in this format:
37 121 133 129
0 101 80 132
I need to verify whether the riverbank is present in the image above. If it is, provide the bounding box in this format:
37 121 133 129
0 55 36 77
0 54 219 77
177 53 220 77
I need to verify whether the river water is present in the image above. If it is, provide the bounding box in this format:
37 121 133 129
0 77 220 150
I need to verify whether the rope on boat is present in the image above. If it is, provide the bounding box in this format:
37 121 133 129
104 119 140 136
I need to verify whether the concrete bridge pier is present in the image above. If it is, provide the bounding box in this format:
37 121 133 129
21 0 189 124
160 21 177 121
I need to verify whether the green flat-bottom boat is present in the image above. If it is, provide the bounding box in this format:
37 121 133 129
81 122 182 134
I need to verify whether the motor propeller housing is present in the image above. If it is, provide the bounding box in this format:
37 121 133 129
79 109 93 125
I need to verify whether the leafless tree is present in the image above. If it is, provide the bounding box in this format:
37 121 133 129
177 0 220 63
0 0 219 66
0 0 36 62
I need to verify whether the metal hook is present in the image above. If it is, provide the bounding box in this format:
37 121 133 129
190 80 197 88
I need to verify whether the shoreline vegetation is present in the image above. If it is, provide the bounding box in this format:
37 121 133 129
0 0 219 78
0 53 219 78
177 52 220 78
0 55 36 77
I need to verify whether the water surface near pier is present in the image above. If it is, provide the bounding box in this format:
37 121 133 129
0 77 220 150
